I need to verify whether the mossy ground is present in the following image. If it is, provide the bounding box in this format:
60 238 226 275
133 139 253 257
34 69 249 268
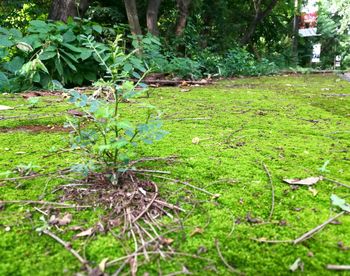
1 74 350 275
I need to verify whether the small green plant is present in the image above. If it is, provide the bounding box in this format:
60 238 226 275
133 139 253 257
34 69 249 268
27 97 40 108
67 34 167 183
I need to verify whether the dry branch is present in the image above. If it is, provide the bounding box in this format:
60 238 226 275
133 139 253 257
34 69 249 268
146 174 217 197
262 162 274 221
42 229 92 271
293 212 345 244
0 200 91 208
215 239 242 275
323 177 350 189
326 265 350 270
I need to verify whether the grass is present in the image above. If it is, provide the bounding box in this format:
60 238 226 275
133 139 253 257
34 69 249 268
1 73 350 275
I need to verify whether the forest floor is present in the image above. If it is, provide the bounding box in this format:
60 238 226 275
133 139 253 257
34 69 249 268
0 74 350 275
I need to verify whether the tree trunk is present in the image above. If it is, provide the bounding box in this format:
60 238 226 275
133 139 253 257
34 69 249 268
48 0 77 21
175 0 191 36
78 0 90 18
240 0 278 45
291 0 300 65
48 0 90 22
124 0 142 36
147 0 162 36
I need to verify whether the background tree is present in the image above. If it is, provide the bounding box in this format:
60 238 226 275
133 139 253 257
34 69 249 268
48 0 90 21
147 0 162 35
124 0 142 35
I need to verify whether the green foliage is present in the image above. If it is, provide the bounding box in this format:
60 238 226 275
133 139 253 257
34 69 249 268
66 35 167 180
0 19 107 92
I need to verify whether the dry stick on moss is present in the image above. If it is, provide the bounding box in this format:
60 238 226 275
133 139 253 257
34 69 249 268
132 182 158 223
143 174 216 197
262 162 275 221
293 211 345 244
326 265 350 270
132 169 171 174
215 239 242 275
109 251 213 270
251 238 294 244
0 200 91 209
42 229 92 272
323 177 350 189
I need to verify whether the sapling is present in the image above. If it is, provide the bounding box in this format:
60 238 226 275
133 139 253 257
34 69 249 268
66 34 167 184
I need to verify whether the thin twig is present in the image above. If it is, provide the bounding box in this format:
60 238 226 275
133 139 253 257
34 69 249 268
262 162 274 221
164 117 211 121
294 211 345 244
42 229 92 271
34 207 49 216
133 182 158 223
132 169 171 174
326 265 350 270
323 177 350 189
109 251 213 268
144 174 216 197
251 238 294 244
215 239 242 274
0 200 91 208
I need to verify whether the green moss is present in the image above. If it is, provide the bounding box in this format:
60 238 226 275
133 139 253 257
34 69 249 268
1 74 350 275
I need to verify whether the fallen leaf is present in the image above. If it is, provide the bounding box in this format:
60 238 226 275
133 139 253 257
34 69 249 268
308 187 318 197
49 213 72 226
138 187 147 196
192 137 200 144
69 226 84 231
0 105 13 111
283 176 323 186
98 257 109 272
75 227 94 237
246 212 261 224
67 109 85 117
290 258 303 272
190 227 204 237
161 237 174 245
197 245 208 255
337 241 350 251
307 251 314 257
331 194 350 212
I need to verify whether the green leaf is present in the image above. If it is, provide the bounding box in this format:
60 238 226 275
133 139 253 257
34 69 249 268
331 194 350 212
9 28 22 39
29 20 48 29
55 57 64 78
60 55 77 71
40 50 57 61
62 43 82 53
0 35 14 47
32 72 41 83
123 63 133 72
80 50 92 60
59 48 79 63
83 71 96 81
0 72 9 88
92 25 103 34
3 57 24 73
62 29 76 43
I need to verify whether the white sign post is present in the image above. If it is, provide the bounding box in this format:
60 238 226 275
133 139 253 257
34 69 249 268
311 43 321 63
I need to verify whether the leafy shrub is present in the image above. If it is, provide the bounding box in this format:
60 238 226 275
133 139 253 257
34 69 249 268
164 57 202 79
0 19 107 92
67 34 167 179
